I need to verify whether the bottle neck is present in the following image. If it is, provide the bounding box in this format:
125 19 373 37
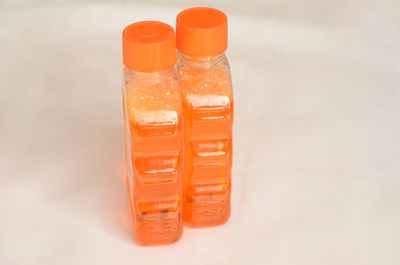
124 66 175 83
177 51 225 68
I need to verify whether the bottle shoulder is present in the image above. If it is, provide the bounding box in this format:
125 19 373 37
123 66 182 126
177 53 233 101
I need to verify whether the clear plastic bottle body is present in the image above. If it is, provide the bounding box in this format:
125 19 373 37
122 66 183 244
177 52 234 227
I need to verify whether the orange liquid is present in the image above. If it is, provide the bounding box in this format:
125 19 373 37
123 68 183 245
178 56 234 227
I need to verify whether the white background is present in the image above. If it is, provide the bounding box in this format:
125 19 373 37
1 0 399 264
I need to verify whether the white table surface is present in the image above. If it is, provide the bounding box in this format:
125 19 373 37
1 1 399 264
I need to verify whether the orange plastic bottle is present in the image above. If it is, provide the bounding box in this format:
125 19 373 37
122 21 183 245
176 8 234 227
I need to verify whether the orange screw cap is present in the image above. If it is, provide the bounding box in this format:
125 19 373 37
122 21 176 72
176 7 228 57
